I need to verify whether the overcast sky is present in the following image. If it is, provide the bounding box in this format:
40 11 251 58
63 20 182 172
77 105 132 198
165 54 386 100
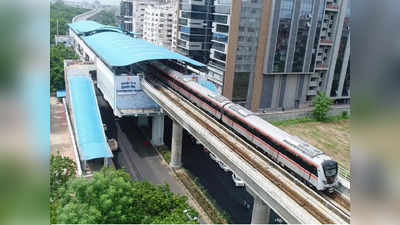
67 0 121 6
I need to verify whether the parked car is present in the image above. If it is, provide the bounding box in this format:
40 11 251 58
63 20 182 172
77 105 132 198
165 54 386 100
217 160 231 172
183 209 199 222
232 173 245 187
209 152 220 162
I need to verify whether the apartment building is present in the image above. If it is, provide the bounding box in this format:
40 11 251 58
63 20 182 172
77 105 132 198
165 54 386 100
204 0 350 112
120 0 133 32
143 2 176 49
175 0 214 64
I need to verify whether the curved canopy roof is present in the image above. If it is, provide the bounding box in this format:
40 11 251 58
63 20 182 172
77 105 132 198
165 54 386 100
82 31 205 67
68 20 121 35
68 76 113 160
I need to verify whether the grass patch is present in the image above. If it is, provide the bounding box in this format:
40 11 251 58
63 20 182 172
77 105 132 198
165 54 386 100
273 116 350 171
158 145 171 164
176 170 230 224
271 115 349 126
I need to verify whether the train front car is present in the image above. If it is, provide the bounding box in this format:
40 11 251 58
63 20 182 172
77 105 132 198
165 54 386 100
319 158 339 193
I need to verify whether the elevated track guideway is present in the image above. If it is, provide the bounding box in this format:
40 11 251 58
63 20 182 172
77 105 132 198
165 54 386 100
141 76 350 224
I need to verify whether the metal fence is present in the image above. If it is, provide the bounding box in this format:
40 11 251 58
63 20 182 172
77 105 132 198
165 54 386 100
338 164 351 182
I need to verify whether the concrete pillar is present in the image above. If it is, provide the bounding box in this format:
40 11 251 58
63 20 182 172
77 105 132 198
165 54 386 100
170 120 183 169
137 116 149 127
251 195 271 224
104 157 111 168
82 160 87 174
151 114 164 146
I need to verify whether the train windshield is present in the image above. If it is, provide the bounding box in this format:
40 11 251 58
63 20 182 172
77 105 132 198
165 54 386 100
323 160 338 177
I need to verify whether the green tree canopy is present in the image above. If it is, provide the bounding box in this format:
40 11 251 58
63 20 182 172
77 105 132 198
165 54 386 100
53 168 199 224
50 154 76 201
313 92 333 121
50 1 89 43
50 44 78 93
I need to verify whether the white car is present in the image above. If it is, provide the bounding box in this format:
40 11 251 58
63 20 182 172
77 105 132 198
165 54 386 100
183 209 199 222
232 173 245 187
209 152 220 162
217 160 231 172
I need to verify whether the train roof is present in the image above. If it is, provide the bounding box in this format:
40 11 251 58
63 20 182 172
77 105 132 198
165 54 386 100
224 102 254 118
245 115 325 160
182 78 230 106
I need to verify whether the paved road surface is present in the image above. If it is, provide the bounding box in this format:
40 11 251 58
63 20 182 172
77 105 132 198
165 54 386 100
97 94 186 194
50 97 77 162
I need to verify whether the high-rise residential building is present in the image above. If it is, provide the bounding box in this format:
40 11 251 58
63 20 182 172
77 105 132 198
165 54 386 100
143 2 176 49
132 0 154 37
120 0 133 32
203 0 350 111
171 0 180 51
207 0 266 98
120 0 175 37
175 0 214 64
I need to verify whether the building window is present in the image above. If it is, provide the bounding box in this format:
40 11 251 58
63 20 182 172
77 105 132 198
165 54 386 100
273 0 294 72
292 0 314 72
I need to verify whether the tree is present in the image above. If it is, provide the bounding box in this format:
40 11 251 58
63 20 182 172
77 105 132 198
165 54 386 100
50 2 89 43
50 154 76 201
50 44 79 93
53 168 199 224
50 154 77 224
313 92 333 121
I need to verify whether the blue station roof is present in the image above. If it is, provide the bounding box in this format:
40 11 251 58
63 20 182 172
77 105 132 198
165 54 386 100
68 20 122 35
68 76 113 161
78 25 205 67
68 20 204 68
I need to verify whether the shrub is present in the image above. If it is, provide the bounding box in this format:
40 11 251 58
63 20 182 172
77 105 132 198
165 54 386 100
341 111 349 119
313 92 333 121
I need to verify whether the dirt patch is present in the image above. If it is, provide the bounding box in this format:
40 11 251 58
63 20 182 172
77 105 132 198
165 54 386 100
276 119 350 170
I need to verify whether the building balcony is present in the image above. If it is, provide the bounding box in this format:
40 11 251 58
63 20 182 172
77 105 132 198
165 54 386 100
214 5 231 14
320 39 333 45
315 64 329 70
308 89 318 96
309 81 319 87
326 4 339 11
212 33 228 43
211 41 227 53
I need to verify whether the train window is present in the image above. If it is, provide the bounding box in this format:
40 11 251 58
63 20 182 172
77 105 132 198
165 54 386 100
255 130 319 177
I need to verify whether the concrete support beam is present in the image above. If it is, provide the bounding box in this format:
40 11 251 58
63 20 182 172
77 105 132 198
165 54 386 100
337 34 351 97
137 116 149 127
247 187 272 224
151 114 165 146
170 120 183 169
251 195 271 224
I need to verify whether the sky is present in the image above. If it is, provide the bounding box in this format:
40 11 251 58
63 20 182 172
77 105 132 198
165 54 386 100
67 0 121 6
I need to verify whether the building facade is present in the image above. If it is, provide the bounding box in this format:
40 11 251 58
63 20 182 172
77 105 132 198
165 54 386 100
175 0 214 64
121 0 351 111
143 2 176 49
120 0 133 32
203 0 350 112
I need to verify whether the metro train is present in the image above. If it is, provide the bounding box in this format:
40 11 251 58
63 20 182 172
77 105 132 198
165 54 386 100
146 60 339 192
